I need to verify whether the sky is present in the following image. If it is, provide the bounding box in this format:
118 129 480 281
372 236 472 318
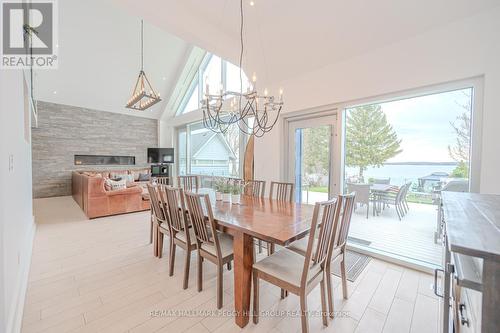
348 88 473 163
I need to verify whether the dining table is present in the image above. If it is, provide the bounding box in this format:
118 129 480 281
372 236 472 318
197 189 316 328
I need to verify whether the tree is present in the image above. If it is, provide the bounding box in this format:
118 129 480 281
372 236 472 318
302 126 330 186
448 90 471 178
345 105 402 180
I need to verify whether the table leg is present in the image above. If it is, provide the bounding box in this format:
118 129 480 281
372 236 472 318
233 231 254 328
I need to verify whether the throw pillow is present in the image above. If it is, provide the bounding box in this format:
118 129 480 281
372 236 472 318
138 173 151 181
104 178 127 191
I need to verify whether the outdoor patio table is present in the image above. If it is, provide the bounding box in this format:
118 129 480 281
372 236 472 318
370 184 393 215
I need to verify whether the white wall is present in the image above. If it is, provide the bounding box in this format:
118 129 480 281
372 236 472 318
0 71 36 332
254 7 500 194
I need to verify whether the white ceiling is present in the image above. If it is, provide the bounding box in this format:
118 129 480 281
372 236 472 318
116 0 500 89
35 0 191 119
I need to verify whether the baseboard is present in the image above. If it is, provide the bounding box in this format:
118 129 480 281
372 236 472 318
6 216 36 333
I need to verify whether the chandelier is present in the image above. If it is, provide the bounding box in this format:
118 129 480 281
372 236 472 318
126 20 161 111
202 0 283 137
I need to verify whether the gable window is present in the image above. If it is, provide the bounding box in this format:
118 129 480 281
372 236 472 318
177 53 249 115
176 120 246 178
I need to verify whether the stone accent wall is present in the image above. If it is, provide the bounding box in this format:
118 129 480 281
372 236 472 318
32 102 158 198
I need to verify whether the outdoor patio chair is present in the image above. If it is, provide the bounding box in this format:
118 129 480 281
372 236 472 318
379 183 410 220
346 183 371 218
371 178 390 185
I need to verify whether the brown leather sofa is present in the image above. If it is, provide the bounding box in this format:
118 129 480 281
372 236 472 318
72 168 151 219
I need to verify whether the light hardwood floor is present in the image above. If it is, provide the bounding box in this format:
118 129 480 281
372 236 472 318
22 196 441 333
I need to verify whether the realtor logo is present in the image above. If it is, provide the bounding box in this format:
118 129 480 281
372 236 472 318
1 0 58 68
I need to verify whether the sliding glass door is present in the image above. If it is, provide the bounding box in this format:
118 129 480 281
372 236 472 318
288 116 336 204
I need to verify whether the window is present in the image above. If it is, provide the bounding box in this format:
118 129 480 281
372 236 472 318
176 121 247 178
177 53 249 115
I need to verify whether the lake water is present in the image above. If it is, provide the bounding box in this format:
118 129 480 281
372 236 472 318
345 164 457 188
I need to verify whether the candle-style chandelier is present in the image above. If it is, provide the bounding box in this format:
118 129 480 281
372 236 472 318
126 20 161 111
202 0 283 137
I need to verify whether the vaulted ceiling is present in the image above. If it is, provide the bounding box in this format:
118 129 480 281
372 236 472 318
116 0 500 88
36 0 500 119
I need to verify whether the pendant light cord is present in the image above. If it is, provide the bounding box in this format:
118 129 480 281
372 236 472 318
141 19 144 71
239 0 244 107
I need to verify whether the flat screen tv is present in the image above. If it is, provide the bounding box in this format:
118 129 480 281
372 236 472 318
147 148 174 164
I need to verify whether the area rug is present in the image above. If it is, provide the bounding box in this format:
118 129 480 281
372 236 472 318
332 250 371 282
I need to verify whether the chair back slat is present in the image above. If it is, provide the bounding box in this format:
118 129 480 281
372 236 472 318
270 181 294 202
155 177 171 186
178 175 199 191
163 186 188 234
184 192 219 251
333 193 356 249
245 180 266 197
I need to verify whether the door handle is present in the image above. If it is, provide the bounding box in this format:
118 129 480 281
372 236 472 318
433 268 444 298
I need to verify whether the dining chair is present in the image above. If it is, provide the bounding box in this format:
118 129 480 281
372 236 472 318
371 178 390 185
253 197 340 333
245 179 266 197
155 177 171 186
147 184 170 257
243 179 267 253
346 183 370 218
269 181 294 202
160 186 197 289
266 181 294 255
287 193 356 318
379 184 408 220
184 191 234 309
178 175 199 191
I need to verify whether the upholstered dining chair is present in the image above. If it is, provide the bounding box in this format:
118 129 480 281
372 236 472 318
287 193 356 318
270 181 294 202
184 192 234 309
160 186 197 289
253 197 340 333
146 184 170 258
178 175 199 191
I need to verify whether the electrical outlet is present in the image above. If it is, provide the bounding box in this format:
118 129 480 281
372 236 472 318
9 154 14 172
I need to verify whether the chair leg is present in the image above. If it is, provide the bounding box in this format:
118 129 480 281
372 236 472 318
197 252 203 292
158 232 164 259
182 249 191 289
227 261 231 271
168 242 176 275
320 277 328 327
340 253 348 299
149 216 153 244
253 271 259 324
281 288 286 299
258 240 263 254
299 292 309 333
325 262 334 318
153 224 158 257
217 264 223 309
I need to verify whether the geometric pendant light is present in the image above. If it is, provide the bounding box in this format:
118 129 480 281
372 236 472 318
126 20 161 111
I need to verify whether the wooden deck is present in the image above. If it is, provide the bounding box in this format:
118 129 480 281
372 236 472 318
348 202 442 267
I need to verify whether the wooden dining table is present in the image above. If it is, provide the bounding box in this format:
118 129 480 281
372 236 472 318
197 189 315 328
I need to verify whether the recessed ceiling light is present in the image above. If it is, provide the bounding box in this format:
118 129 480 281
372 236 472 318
53 90 57 94
162 76 167 81
250 1 255 6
